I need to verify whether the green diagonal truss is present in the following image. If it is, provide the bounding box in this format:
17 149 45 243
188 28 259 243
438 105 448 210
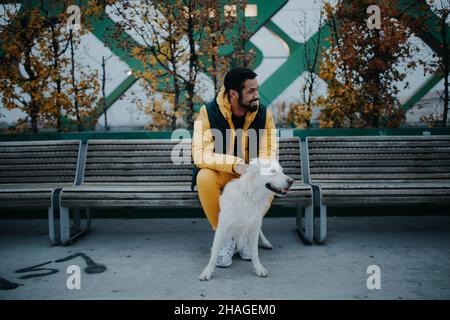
260 0 450 109
1 0 449 130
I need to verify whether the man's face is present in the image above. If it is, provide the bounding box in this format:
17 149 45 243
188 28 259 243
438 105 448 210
238 78 260 112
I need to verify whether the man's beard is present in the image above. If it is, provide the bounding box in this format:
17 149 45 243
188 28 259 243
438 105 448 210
238 95 259 112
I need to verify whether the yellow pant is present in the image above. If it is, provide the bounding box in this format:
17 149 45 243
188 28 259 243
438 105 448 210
196 168 273 230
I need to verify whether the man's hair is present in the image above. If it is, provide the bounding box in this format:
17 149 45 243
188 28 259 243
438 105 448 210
223 67 257 96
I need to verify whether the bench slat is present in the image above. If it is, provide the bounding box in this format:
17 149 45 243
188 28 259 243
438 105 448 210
309 153 450 160
84 169 193 176
311 173 450 180
0 200 52 207
61 197 311 208
307 140 450 148
0 192 53 199
322 196 450 205
85 157 192 163
62 185 194 192
320 188 450 196
315 182 450 188
0 177 76 183
310 166 450 174
308 147 450 154
61 182 310 192
0 164 78 171
0 145 79 153
86 137 300 144
308 160 450 167
0 158 78 165
83 167 301 176
85 154 299 163
63 192 200 200
1 170 77 177
61 199 203 207
308 135 450 141
0 151 79 159
86 142 299 151
85 148 297 157
82 174 303 182
0 140 80 146
82 176 193 182
82 162 300 170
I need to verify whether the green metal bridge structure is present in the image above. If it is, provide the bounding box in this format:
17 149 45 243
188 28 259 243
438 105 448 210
0 0 449 131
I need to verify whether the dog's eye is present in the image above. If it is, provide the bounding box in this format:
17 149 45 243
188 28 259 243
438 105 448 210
270 169 276 174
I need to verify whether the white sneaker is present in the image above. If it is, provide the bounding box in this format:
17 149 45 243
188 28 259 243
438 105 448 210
215 239 236 268
239 244 252 261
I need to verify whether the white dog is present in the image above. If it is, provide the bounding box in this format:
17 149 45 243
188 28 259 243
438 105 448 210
199 158 294 280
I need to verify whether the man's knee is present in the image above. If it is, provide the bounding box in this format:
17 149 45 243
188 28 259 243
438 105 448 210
196 168 218 189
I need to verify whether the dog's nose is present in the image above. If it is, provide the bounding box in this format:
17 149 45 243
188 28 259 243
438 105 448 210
287 178 294 186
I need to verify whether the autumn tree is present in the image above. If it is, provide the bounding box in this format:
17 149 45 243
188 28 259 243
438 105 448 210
317 0 432 128
66 27 100 132
107 0 190 130
106 0 256 131
0 5 50 132
197 0 235 94
289 5 326 129
420 0 449 127
40 1 100 132
0 2 100 132
229 0 256 68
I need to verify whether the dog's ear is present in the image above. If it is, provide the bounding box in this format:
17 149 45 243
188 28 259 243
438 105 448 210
245 159 261 178
252 158 279 177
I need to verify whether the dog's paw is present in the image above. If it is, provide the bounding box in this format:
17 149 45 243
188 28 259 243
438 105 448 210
198 271 212 281
254 265 269 278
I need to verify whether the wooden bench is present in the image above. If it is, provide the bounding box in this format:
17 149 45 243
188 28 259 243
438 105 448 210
306 135 450 243
58 137 313 245
0 140 82 244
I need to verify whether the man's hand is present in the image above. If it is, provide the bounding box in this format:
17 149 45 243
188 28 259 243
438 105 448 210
235 160 248 175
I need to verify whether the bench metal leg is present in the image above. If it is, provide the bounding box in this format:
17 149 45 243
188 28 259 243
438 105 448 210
60 207 91 246
60 206 71 245
48 188 62 245
314 203 327 244
296 204 313 244
48 206 58 245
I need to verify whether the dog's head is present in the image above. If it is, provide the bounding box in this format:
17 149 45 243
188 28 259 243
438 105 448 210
245 158 294 197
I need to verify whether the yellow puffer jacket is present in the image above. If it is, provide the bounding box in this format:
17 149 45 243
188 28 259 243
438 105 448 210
192 86 277 174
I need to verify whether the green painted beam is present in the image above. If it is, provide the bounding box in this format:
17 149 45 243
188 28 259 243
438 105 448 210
3 0 447 127
1 1 287 110
89 0 287 120
103 75 137 108
87 12 145 73
394 0 450 110
397 0 450 51
259 0 450 110
259 23 332 106
61 75 138 131
401 73 444 110
265 20 301 54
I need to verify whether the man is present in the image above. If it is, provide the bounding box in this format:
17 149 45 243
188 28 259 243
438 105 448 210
192 67 277 268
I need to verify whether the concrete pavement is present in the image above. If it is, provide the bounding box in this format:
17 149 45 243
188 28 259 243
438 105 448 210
0 216 449 299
